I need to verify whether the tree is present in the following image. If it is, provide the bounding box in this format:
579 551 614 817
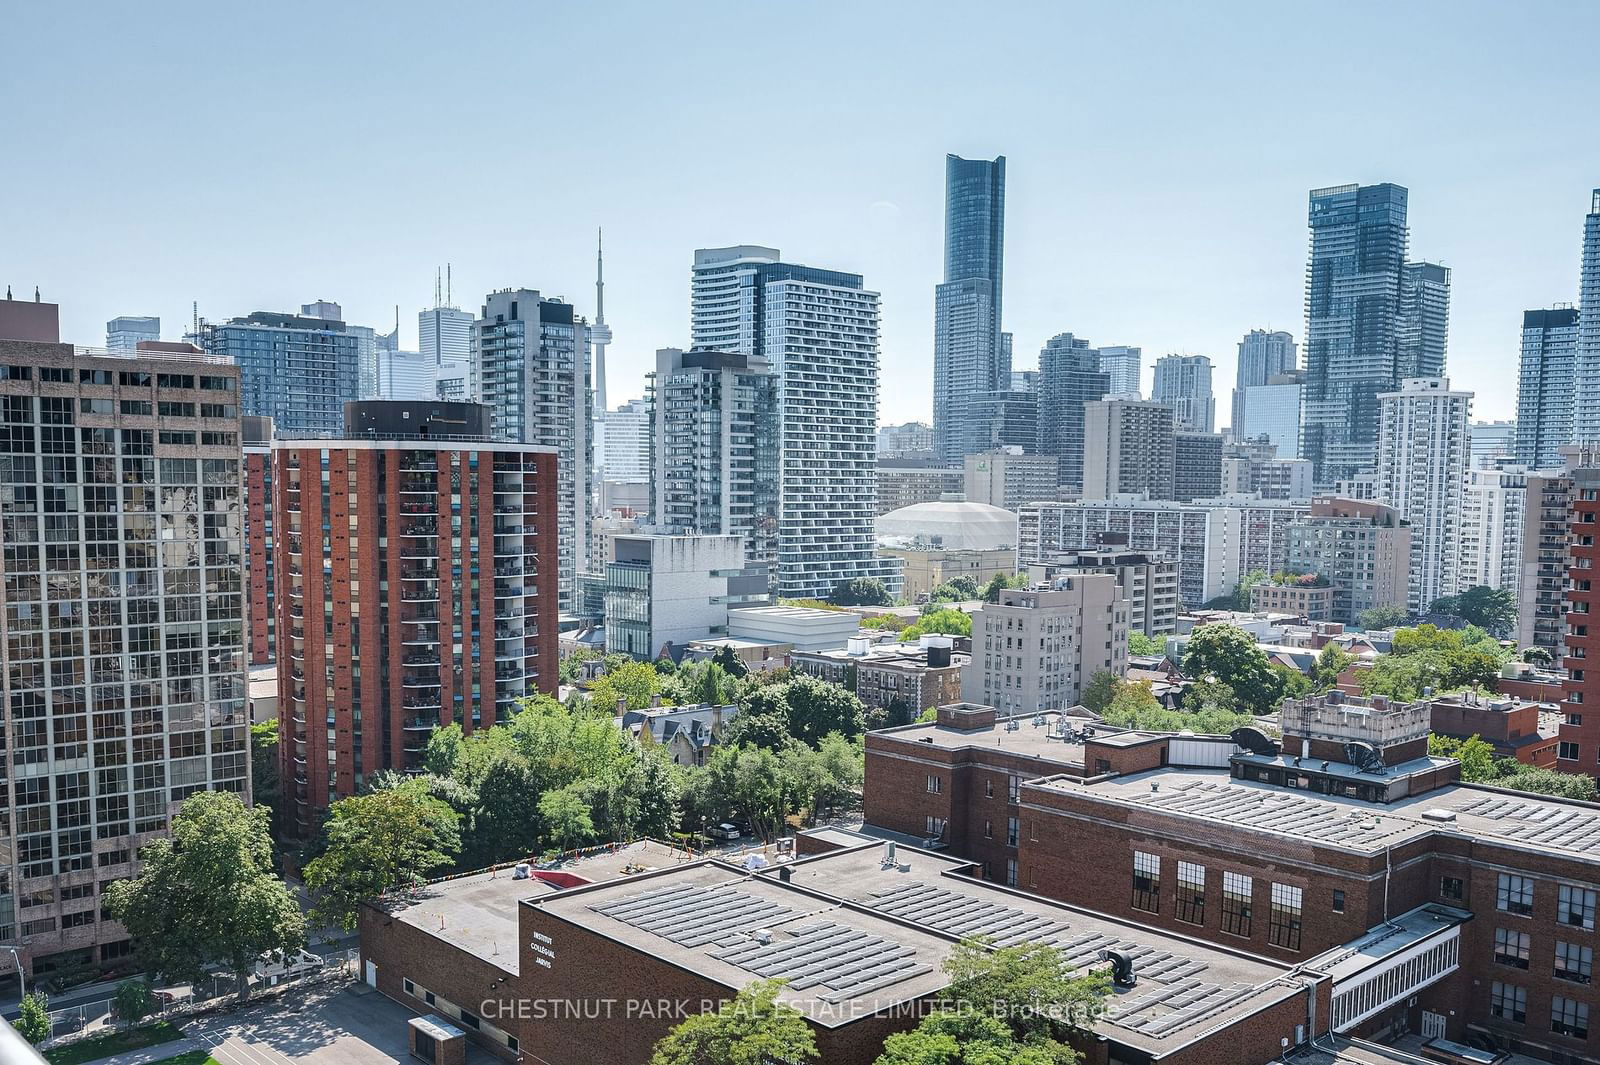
1127 632 1164 657
878 940 1107 1064
112 979 155 1029
900 607 973 642
1202 569 1267 611
712 643 749 679
250 720 280 822
1448 585 1517 635
1181 624 1284 715
981 572 1028 603
649 979 818 1065
738 674 867 747
1495 765 1600 801
830 577 892 606
930 576 981 603
588 660 665 712
1522 646 1554 667
538 785 596 852
104 792 304 1002
1081 670 1121 715
12 992 48 1045
1102 679 1255 735
1357 605 1409 630
304 783 461 932
1311 644 1354 692
1429 733 1498 782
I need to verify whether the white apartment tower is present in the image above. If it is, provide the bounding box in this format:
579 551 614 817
1376 377 1472 614
1458 465 1526 598
1152 354 1216 433
689 247 902 599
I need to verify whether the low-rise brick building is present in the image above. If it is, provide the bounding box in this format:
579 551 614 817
1429 690 1560 768
863 691 1600 1061
791 636 967 717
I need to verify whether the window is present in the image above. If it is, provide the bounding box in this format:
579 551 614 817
1332 889 1346 914
1176 861 1205 925
1269 883 1303 950
926 775 941 794
403 978 416 996
924 816 944 838
1552 996 1589 1039
1498 874 1534 916
1007 774 1020 803
1132 852 1160 913
1559 884 1596 929
1490 981 1526 1023
1441 876 1464 902
983 820 992 839
1005 858 1017 888
985 779 993 798
1006 817 1018 848
1561 741 1581 761
1222 872 1253 937
1494 927 1530 969
1556 941 1594 984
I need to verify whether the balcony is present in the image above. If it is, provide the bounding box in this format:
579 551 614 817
402 653 440 667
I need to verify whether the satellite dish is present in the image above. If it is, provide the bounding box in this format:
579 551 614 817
1230 727 1280 756
1345 741 1385 774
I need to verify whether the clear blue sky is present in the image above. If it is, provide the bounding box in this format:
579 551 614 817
4 0 1597 427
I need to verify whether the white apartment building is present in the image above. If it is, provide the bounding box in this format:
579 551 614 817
1019 497 1309 607
962 573 1129 715
690 247 901 599
1458 465 1526 596
603 397 651 482
1376 377 1472 614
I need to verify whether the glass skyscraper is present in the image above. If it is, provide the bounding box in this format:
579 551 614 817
196 309 363 434
1576 190 1600 444
1301 183 1410 486
1230 329 1297 432
1516 306 1579 468
934 154 1007 464
1037 333 1109 495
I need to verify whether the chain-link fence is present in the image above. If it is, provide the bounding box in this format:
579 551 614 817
45 946 359 1044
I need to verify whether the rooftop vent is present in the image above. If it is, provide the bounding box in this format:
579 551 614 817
1100 948 1137 988
1421 809 1458 823
753 929 772 945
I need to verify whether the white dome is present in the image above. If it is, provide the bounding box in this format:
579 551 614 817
877 500 1019 551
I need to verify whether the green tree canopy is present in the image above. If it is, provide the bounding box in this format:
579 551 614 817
112 979 155 1030
1080 670 1121 715
12 992 49 1045
538 784 596 853
1357 605 1410 630
650 980 819 1065
104 792 304 1001
901 607 973 642
1180 624 1284 715
1430 585 1516 635
589 660 666 712
250 720 280 825
304 782 461 932
1101 679 1255 735
1311 643 1354 692
981 572 1028 602
830 577 892 606
1127 632 1164 657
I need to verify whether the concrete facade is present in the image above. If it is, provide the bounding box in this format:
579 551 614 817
961 574 1129 714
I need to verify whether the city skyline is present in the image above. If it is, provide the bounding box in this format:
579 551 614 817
6 2 1599 429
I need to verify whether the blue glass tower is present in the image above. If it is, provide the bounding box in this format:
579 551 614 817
934 154 1007 464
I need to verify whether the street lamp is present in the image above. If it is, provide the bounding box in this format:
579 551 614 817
5 947 22 998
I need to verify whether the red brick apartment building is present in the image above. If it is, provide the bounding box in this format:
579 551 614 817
276 401 558 835
1563 466 1600 778
243 415 274 665
1429 690 1560 768
867 691 1600 1062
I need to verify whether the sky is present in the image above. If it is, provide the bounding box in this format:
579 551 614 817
3 0 1598 428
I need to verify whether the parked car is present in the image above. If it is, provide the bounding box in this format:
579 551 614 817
706 822 742 841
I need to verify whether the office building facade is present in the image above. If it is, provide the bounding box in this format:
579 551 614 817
1152 354 1216 433
0 338 247 981
1235 375 1303 459
603 397 650 483
473 289 592 609
1095 345 1142 397
689 248 901 599
964 448 1059 511
1517 307 1580 469
1376 378 1472 614
1173 431 1224 503
1397 261 1451 379
603 534 761 660
1578 191 1600 444
274 402 558 835
419 303 474 366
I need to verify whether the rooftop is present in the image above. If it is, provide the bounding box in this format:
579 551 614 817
1041 767 1600 864
755 844 1302 1051
376 840 684 974
870 711 1167 766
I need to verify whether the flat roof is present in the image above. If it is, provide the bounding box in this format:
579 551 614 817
871 712 1165 766
377 840 684 974
751 844 1302 1052
1040 767 1600 865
